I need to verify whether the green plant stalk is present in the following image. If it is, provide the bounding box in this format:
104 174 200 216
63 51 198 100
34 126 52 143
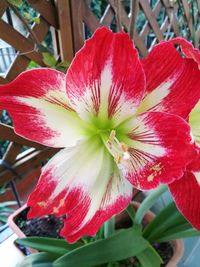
104 217 115 239
126 203 136 222
134 185 167 225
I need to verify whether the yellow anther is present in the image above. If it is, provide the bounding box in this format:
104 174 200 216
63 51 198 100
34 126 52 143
147 163 163 182
53 207 59 213
60 199 65 207
115 154 122 164
151 163 162 172
38 201 46 207
121 142 128 152
147 174 155 182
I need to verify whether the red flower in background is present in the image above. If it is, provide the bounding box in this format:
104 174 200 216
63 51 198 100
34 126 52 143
0 28 199 243
169 101 200 230
140 37 200 230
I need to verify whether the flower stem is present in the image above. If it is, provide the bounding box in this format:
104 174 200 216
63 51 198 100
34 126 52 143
104 217 115 239
134 185 167 225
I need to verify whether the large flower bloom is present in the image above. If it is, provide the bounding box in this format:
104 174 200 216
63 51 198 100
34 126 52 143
0 28 199 243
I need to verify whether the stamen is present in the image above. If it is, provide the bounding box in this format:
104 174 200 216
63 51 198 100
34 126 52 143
121 142 128 152
109 130 116 142
106 130 131 169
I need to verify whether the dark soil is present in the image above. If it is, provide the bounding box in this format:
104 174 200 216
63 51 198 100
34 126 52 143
14 207 173 266
154 242 173 266
15 207 64 238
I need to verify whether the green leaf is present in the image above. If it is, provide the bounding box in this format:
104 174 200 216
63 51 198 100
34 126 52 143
53 228 149 267
28 60 40 69
23 12 40 24
23 12 31 20
16 252 57 267
55 61 70 72
42 52 57 67
126 204 136 222
136 246 163 267
16 237 82 255
143 202 186 242
32 17 40 24
104 217 115 238
154 222 191 239
154 228 200 243
134 185 167 225
56 61 70 69
7 0 23 7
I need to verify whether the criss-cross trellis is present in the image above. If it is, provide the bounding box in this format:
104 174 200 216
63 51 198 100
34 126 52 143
70 0 200 54
0 0 199 187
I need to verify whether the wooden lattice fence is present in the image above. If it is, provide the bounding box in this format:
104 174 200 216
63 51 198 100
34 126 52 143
0 0 200 187
70 0 200 54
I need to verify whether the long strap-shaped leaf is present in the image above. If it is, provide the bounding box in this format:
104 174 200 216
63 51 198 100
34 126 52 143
154 228 200 243
134 185 167 225
137 246 163 267
143 202 186 241
16 237 83 256
53 228 150 267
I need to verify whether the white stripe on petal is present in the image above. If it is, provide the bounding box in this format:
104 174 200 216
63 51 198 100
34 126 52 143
136 78 175 114
131 140 166 157
78 165 132 233
15 95 84 147
99 60 113 118
98 61 142 125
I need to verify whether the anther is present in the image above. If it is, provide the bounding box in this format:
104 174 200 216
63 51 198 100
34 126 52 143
106 130 130 167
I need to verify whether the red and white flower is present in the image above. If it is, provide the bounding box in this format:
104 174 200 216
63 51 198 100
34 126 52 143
0 28 199 243
169 101 200 230
140 37 200 231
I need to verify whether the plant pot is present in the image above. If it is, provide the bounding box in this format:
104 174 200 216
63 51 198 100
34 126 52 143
8 204 37 254
8 204 28 240
8 202 184 266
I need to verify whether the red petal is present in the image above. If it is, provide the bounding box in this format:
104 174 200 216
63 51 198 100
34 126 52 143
66 27 145 124
169 145 200 229
60 192 132 243
169 170 200 230
140 38 200 119
121 112 196 190
186 145 200 172
0 69 83 147
27 140 132 243
171 37 200 68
